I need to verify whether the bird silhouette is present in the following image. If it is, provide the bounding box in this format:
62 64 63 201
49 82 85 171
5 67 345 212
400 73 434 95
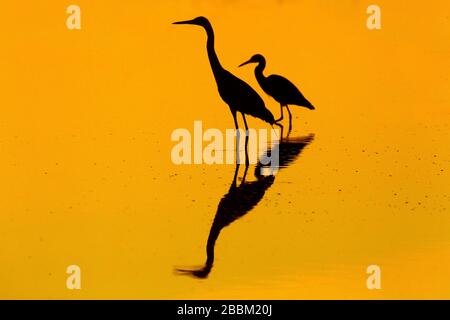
175 134 314 279
239 54 315 133
173 18 281 163
176 164 275 278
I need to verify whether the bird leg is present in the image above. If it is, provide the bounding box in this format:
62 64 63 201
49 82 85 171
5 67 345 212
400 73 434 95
241 163 249 185
232 163 239 188
242 113 250 166
274 122 284 142
275 104 284 122
286 105 293 135
232 111 241 164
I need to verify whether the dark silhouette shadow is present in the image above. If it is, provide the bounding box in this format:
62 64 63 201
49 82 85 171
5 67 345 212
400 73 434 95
173 17 283 164
239 54 315 134
258 134 315 172
175 134 314 279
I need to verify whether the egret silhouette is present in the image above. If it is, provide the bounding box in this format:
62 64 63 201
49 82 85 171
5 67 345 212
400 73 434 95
239 54 315 132
175 134 314 279
173 18 279 145
176 164 275 278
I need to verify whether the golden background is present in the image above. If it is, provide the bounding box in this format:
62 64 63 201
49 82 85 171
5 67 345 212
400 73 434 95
0 0 449 299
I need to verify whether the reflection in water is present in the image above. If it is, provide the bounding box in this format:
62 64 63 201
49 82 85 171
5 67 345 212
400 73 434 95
176 134 314 278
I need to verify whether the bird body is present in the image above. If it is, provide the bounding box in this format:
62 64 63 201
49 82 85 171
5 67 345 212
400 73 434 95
264 74 314 109
173 17 276 128
216 70 275 125
240 54 314 131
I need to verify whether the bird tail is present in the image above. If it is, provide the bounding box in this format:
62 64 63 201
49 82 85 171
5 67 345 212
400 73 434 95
304 100 315 110
261 108 276 125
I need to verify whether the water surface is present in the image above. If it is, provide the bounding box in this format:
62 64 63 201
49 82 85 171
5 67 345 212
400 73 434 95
1 0 449 299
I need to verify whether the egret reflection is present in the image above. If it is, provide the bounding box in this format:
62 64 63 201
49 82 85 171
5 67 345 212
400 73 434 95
176 134 314 279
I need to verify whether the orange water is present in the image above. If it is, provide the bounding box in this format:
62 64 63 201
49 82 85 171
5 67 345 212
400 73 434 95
1 0 449 299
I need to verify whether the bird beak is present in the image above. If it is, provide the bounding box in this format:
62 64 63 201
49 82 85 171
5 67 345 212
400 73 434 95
172 19 196 25
238 59 253 68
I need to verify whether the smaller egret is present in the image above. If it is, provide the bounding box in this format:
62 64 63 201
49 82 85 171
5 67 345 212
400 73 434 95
239 54 315 132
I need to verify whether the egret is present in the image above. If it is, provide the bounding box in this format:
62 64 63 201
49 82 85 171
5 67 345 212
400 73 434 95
172 17 278 135
239 54 315 132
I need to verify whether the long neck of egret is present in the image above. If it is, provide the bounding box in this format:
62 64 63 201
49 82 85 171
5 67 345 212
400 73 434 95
203 23 224 80
254 59 267 85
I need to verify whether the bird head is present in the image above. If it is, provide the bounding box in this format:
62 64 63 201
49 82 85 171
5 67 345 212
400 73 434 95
239 54 265 67
172 16 211 28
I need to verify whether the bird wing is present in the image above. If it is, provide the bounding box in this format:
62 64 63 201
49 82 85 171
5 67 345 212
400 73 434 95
219 71 275 124
266 74 312 107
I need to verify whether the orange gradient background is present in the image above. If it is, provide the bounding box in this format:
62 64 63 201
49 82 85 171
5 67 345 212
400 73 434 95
0 0 449 299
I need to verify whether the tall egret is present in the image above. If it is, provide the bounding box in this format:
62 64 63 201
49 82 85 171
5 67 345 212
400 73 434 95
173 18 278 133
239 54 315 132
